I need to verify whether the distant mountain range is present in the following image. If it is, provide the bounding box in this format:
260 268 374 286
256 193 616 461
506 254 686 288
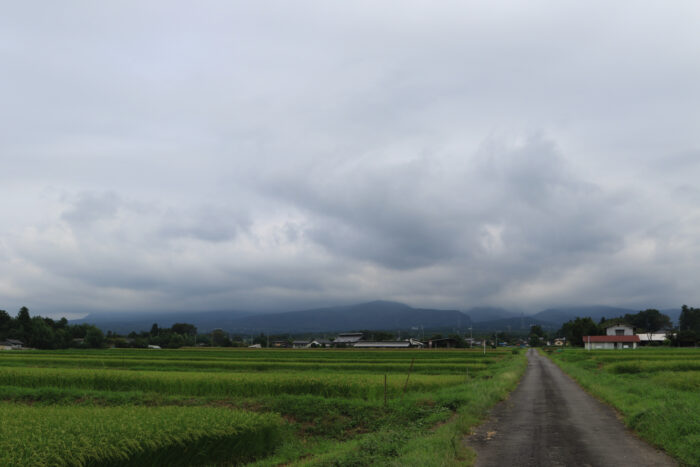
71 301 683 335
72 301 470 335
71 310 257 335
226 301 469 334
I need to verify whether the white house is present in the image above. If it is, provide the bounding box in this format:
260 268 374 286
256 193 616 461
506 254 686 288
583 335 639 350
605 323 634 336
582 323 640 349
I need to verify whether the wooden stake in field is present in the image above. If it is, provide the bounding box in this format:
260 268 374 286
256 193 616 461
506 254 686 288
384 374 387 407
402 358 415 399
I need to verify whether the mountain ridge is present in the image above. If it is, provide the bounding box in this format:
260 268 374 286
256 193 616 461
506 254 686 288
71 302 682 335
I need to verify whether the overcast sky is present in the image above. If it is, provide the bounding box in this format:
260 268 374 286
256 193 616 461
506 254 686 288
2 1 699 318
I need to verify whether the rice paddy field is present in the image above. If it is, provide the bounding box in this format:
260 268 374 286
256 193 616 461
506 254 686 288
0 347 526 466
545 348 700 466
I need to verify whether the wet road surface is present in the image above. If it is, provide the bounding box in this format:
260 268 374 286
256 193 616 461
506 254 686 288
466 349 676 466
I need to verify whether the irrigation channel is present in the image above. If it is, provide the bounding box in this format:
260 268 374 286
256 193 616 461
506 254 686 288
466 349 676 467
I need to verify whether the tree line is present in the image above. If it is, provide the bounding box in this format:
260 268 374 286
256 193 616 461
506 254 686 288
0 307 105 349
557 306 700 347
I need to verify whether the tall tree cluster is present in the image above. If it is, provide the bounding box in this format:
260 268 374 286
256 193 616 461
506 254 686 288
678 305 700 346
0 307 104 349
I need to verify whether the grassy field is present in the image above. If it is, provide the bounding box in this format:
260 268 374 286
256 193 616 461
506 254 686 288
544 348 700 466
0 347 526 466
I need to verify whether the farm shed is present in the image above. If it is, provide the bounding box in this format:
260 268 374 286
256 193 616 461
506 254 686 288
636 333 670 344
0 339 24 350
353 339 424 349
333 333 364 345
292 339 333 348
582 335 640 350
426 338 458 349
309 339 332 348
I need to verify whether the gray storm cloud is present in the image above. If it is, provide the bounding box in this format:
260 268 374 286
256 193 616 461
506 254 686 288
1 1 699 316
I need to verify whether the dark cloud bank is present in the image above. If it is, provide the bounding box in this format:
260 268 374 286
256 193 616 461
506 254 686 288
1 2 699 318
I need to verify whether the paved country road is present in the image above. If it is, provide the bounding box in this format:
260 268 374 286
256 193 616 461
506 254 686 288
466 349 676 467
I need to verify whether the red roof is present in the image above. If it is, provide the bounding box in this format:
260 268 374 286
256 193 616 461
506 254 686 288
582 335 640 343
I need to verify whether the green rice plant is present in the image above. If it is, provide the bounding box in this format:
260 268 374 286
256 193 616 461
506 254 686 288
0 347 525 467
607 360 700 374
0 403 284 466
650 371 700 391
0 366 467 399
0 355 491 375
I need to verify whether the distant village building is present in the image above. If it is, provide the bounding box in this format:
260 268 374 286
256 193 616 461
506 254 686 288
309 339 333 348
333 333 364 346
272 340 289 348
353 339 424 349
553 338 566 347
583 323 639 349
0 339 24 350
605 323 634 336
291 339 333 349
636 333 670 344
426 337 458 349
147 345 162 349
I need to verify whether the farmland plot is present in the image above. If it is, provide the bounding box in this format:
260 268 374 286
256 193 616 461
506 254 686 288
0 348 526 466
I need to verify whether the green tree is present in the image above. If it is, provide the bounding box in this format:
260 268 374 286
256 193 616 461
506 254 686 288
678 305 700 346
529 325 545 347
0 310 10 337
167 333 186 349
171 323 197 336
623 309 671 337
680 305 700 333
28 317 56 349
15 306 31 343
17 306 30 325
558 317 599 347
211 329 231 347
252 333 268 347
85 327 105 348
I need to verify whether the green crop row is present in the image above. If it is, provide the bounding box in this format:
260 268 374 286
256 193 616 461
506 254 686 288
0 366 467 399
0 356 491 375
607 360 700 374
0 347 525 467
1 348 506 362
0 403 284 466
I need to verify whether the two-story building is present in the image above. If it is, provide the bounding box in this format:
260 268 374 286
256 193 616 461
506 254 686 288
582 323 640 350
